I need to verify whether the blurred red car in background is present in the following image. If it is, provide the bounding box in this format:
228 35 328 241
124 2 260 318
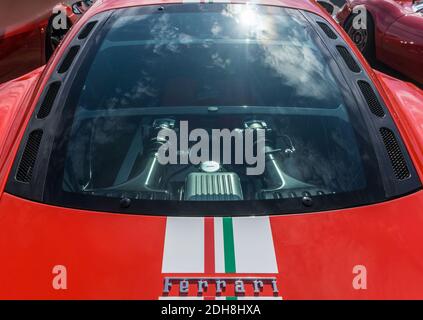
0 1 94 84
337 0 423 84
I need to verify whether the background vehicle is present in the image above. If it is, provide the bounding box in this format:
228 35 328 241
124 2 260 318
337 0 423 84
0 1 94 84
1 0 423 299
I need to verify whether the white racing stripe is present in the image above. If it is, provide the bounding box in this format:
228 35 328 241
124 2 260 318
159 296 205 300
162 217 204 273
214 217 226 273
238 296 283 300
162 216 278 274
232 217 278 273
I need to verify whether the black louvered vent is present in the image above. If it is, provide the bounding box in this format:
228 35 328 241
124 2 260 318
358 80 385 117
78 21 97 40
15 130 43 183
317 22 337 39
380 128 410 180
336 46 361 73
36 81 61 119
58 46 80 74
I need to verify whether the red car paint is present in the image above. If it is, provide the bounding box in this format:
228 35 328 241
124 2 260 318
0 3 79 84
0 0 423 300
337 0 423 84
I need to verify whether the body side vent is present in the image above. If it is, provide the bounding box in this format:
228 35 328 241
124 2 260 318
15 130 43 183
78 21 98 40
58 46 80 74
380 128 410 180
358 80 385 117
317 22 337 39
37 81 61 119
336 46 361 73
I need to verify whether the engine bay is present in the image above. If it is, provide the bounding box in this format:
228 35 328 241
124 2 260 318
64 109 365 202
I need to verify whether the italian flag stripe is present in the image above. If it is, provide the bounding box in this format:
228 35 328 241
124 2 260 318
214 217 225 273
204 217 215 274
162 217 278 274
223 217 236 273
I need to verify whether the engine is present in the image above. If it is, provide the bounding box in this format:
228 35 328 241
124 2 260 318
87 117 327 201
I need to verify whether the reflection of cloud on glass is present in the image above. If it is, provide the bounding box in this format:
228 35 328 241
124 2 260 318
211 53 231 69
149 14 193 54
259 43 339 101
106 74 157 108
87 5 342 110
220 8 341 102
211 22 222 37
112 15 149 29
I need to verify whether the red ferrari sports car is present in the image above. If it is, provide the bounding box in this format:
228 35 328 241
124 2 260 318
0 0 95 84
337 0 423 84
1 0 423 300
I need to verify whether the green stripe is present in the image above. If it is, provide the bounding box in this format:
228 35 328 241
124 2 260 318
226 296 237 300
223 217 236 273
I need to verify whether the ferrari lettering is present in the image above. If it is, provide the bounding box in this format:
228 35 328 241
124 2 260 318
163 277 279 296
